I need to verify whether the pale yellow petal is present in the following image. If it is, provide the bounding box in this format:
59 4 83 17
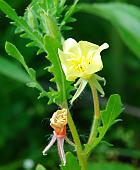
78 41 99 57
98 43 109 52
58 49 79 81
86 54 103 74
63 38 81 56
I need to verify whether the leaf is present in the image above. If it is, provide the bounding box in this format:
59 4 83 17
0 0 44 49
0 57 30 83
44 35 72 105
85 94 123 154
5 42 48 99
0 0 19 21
77 2 140 59
5 42 28 72
88 162 136 170
61 152 80 170
101 94 123 128
60 0 79 30
36 164 46 170
0 0 74 105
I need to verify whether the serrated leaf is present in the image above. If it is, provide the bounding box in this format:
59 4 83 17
0 1 44 49
44 35 72 105
85 94 123 154
36 164 46 170
78 2 140 59
61 152 80 170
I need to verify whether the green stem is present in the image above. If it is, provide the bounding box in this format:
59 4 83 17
62 102 87 170
86 79 100 156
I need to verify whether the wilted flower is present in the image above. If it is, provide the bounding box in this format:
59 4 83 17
43 108 75 165
58 38 109 81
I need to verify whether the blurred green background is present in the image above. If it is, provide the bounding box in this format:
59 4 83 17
0 0 140 170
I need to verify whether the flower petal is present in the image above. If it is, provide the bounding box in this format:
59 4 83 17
78 41 99 57
57 137 66 165
98 43 109 52
58 49 78 81
85 43 109 75
63 38 81 56
42 133 56 155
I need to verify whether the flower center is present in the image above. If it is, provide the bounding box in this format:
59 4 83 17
68 56 91 73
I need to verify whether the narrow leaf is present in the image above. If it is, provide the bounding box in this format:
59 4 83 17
0 0 19 21
5 42 28 72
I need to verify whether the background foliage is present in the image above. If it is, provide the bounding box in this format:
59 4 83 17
0 0 140 170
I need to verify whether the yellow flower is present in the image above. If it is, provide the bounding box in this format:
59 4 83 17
58 38 109 81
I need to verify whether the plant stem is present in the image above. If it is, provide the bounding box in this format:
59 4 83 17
62 102 87 170
87 79 100 149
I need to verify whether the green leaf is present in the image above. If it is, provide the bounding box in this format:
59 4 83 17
77 2 140 59
0 57 30 83
85 94 123 154
60 0 79 30
5 42 28 72
88 162 136 170
0 0 19 21
101 94 123 128
5 42 48 99
0 0 44 49
61 152 80 170
44 35 72 105
36 164 46 170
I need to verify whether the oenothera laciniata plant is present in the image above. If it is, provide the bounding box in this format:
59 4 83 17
0 0 123 169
